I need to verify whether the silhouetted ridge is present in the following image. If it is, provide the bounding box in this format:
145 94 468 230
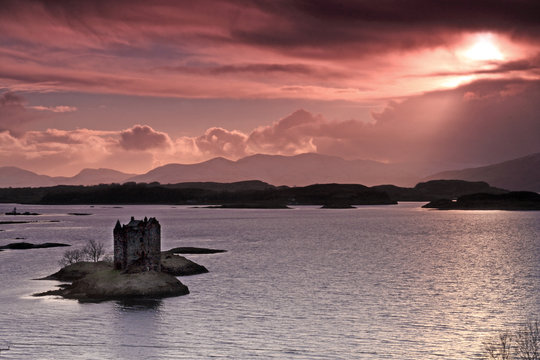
423 191 540 210
0 181 395 206
425 152 540 192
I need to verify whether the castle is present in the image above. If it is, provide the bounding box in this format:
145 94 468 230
113 217 161 272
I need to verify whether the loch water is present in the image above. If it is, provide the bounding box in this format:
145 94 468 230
0 203 539 359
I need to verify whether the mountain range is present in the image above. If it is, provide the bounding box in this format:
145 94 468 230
128 153 419 187
0 152 538 191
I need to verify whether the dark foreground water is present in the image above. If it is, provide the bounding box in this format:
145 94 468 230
0 203 539 359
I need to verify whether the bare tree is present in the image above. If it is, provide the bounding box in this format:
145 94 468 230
58 249 84 266
82 239 105 262
486 332 513 360
516 321 540 360
484 321 540 360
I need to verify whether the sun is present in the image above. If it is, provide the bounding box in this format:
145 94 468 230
464 33 504 61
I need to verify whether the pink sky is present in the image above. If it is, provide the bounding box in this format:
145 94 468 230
1 0 540 176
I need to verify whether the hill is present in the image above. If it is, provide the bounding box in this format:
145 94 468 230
0 167 134 188
424 153 540 192
0 167 58 188
54 168 135 185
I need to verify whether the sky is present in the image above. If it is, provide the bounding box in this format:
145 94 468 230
1 0 540 176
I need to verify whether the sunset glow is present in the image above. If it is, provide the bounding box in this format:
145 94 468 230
0 1 539 176
464 33 504 61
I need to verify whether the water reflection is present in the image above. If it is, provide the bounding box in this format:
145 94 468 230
114 298 163 311
110 298 165 359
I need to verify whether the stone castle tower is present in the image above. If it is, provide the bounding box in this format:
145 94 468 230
113 217 161 272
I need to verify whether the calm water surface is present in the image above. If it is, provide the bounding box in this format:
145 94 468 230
0 203 539 359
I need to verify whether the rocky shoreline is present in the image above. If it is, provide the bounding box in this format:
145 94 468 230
35 270 189 301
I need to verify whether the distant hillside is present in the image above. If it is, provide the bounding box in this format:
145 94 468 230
6 152 537 189
55 168 136 185
424 153 540 192
162 180 275 192
0 167 134 188
128 153 419 186
0 167 58 188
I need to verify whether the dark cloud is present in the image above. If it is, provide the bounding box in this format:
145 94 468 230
119 125 171 151
3 0 540 58
230 0 540 57
0 91 34 134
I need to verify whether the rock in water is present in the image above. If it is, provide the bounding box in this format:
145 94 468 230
166 247 227 254
160 253 209 276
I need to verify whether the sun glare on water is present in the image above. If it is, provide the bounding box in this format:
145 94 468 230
464 33 504 61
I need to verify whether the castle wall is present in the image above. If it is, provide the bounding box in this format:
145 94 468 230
113 220 126 270
113 217 161 272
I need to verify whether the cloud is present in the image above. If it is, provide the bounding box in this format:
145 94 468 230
0 128 118 174
247 109 320 155
195 127 248 158
0 127 157 175
119 125 172 151
29 105 78 113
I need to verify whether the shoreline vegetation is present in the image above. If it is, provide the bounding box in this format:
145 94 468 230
0 179 510 207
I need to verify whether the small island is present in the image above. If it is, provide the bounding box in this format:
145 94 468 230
0 242 70 250
34 217 216 301
321 202 356 209
205 202 290 209
166 247 227 254
423 191 540 210
5 207 40 216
